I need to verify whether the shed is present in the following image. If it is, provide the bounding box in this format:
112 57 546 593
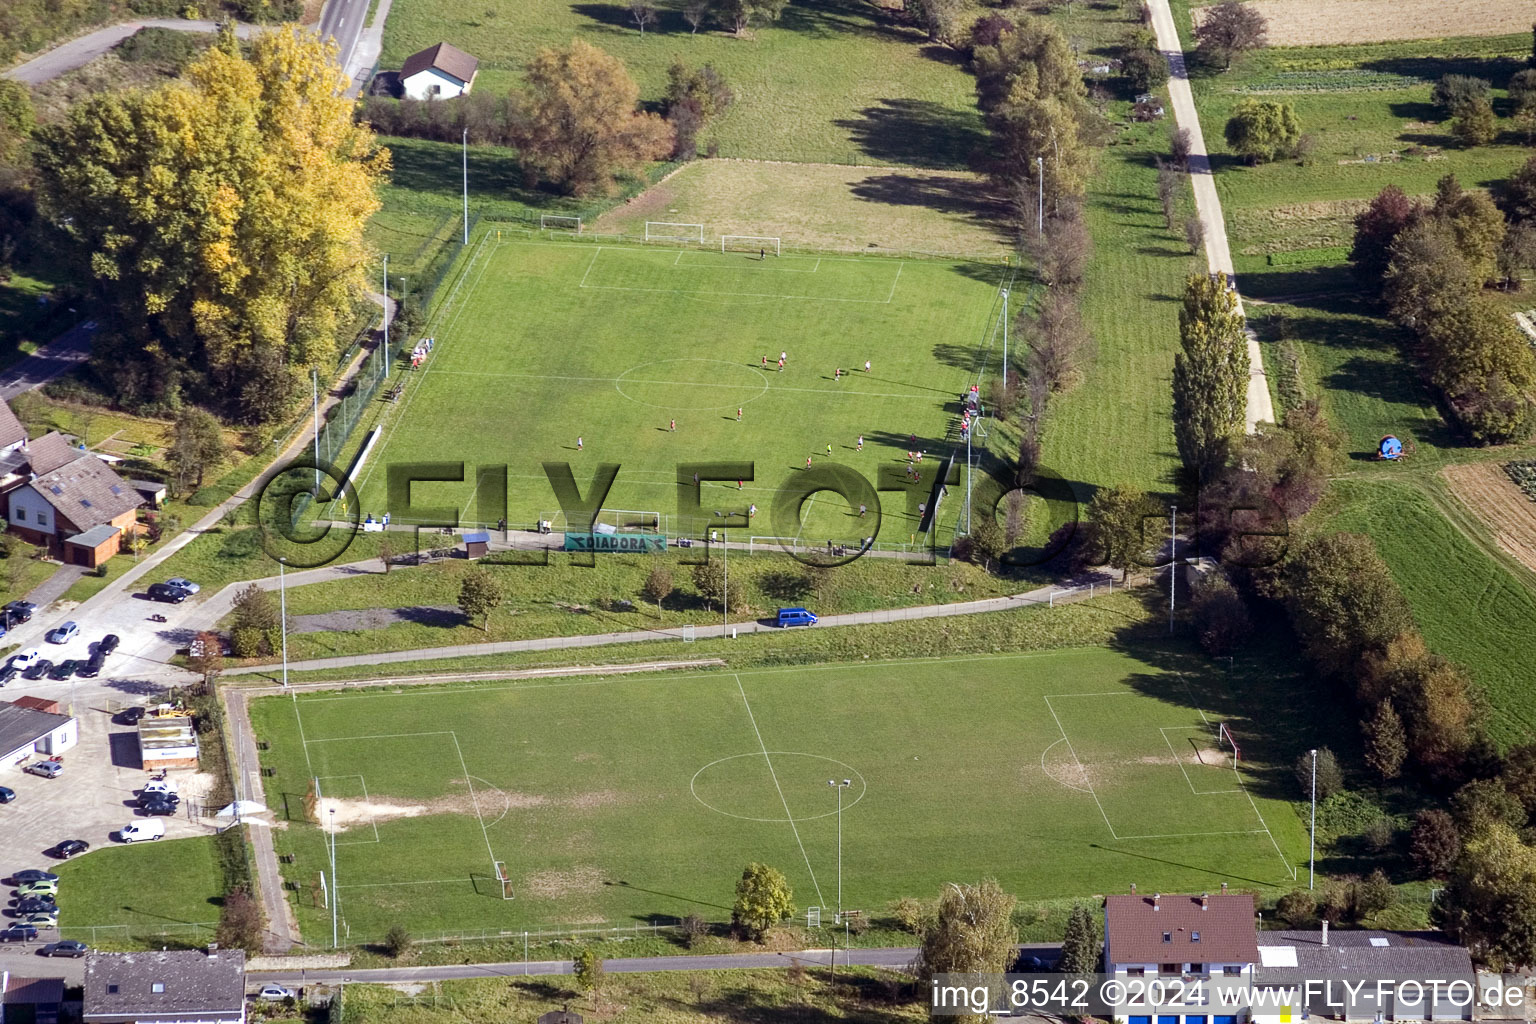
463 530 490 558
0 703 78 766
65 523 123 568
136 708 198 770
10 695 61 715
538 1010 584 1024
131 479 168 508
400 42 478 100
4 975 66 1024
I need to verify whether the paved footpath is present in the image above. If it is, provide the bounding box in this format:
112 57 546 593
1146 0 1275 432
1 20 258 86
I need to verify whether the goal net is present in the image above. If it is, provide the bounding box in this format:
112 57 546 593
540 214 582 232
1217 722 1241 768
495 861 514 900
723 235 781 256
645 222 704 243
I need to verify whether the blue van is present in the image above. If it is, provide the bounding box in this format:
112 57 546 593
776 607 818 628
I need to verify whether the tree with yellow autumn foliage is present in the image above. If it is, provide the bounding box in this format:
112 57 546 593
35 27 388 422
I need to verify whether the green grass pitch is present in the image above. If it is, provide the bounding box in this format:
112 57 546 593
250 648 1308 944
346 235 1012 542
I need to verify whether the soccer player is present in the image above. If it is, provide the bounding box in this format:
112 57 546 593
737 407 742 421
576 436 583 450
806 455 812 469
670 418 676 432
864 360 871 373
856 435 863 451
781 351 787 363
762 355 768 368
778 358 784 372
826 444 833 458
859 503 867 517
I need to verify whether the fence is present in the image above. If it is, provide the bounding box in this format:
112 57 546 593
403 211 481 314
55 922 217 947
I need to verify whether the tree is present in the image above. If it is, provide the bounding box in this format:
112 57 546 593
732 863 793 941
1358 633 1478 776
1383 218 1477 328
1281 534 1414 677
214 885 264 952
1433 823 1536 970
692 560 744 613
511 40 673 196
1121 30 1168 92
1431 75 1490 119
189 631 225 688
1452 778 1526 835
1499 219 1536 288
665 62 734 122
232 583 280 633
1275 889 1316 927
628 0 658 33
1356 868 1396 918
1195 0 1267 69
1184 214 1205 255
1510 68 1536 115
683 0 710 33
1432 175 1506 285
1410 809 1461 877
1188 572 1252 655
1451 95 1497 147
1503 745 1536 817
458 566 504 630
642 564 673 607
377 535 394 574
1361 701 1407 781
1224 98 1299 164
909 0 966 45
0 80 34 166
714 0 788 36
166 407 228 494
1172 272 1249 475
915 879 1017 989
573 947 604 996
34 28 387 421
1350 185 1420 288
1027 288 1093 390
1171 126 1192 167
383 924 412 958
1087 483 1157 581
1293 747 1342 800
1057 903 1099 973
968 513 1006 572
1157 158 1180 230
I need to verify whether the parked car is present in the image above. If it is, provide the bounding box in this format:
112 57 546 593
0 924 37 942
4 601 36 624
10 871 59 885
138 798 178 817
255 985 296 1001
44 622 79 644
146 583 189 604
14 897 57 915
115 706 145 725
46 661 77 681
0 663 16 684
15 880 57 897
10 649 40 671
138 788 179 805
51 840 88 859
20 659 51 681
77 654 103 678
39 940 88 957
142 779 178 796
775 607 818 628
0 787 13 803
22 762 61 779
23 912 57 928
119 820 165 843
97 634 120 654
164 577 201 595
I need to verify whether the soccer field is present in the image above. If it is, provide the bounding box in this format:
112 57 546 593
345 234 1014 544
250 648 1308 945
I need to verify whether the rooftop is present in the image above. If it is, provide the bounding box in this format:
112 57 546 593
401 42 478 85
0 703 74 756
84 948 245 1019
1105 893 1259 964
27 445 143 530
66 523 123 548
0 401 25 450
1256 930 1474 985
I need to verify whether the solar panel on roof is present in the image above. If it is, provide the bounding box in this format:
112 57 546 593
49 485 62 494
110 485 123 495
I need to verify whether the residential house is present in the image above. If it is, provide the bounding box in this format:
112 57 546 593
6 433 144 567
399 42 478 100
83 947 246 1024
1253 928 1475 1024
0 402 25 455
2 973 65 1024
1105 890 1259 1024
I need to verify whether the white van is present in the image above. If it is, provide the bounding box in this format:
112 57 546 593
142 779 178 796
120 820 165 843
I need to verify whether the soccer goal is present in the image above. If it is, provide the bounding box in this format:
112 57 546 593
723 235 781 256
1217 722 1241 769
645 222 705 243
495 861 514 900
540 214 582 232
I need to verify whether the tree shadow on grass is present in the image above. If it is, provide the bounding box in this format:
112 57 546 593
1360 52 1527 89
384 140 571 211
847 172 1013 244
834 99 986 171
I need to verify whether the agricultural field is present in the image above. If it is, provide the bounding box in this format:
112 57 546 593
1188 32 1533 296
380 0 981 167
250 646 1309 945
592 160 1012 257
1189 0 1535 47
337 233 1008 543
1442 461 1536 576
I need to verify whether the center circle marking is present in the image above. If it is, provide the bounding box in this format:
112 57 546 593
615 358 770 411
690 752 866 822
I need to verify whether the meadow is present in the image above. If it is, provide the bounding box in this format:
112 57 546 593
250 645 1309 945
54 837 226 949
340 234 1009 544
379 0 981 167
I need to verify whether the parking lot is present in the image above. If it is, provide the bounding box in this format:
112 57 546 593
0 673 217 972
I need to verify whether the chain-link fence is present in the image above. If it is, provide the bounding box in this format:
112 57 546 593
56 922 217 948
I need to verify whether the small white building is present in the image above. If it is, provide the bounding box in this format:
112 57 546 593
0 702 79 767
400 42 478 100
136 707 198 770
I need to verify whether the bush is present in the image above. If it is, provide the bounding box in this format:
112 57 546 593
890 896 930 935
1409 809 1461 877
1275 888 1315 927
1294 748 1343 800
680 913 709 948
115 27 201 65
1431 74 1490 118
1188 572 1251 655
231 628 264 659
383 924 412 958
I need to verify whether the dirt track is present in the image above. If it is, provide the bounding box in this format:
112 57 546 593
1442 462 1536 575
1192 0 1533 45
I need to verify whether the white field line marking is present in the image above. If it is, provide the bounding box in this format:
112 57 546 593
498 236 890 265
1156 727 1245 797
673 250 684 267
886 263 904 303
304 730 456 743
1247 788 1298 880
338 878 470 889
1162 727 1201 797
426 369 937 400
1042 695 1118 840
577 282 895 304
1117 829 1270 840
352 233 497 502
292 693 315 777
1040 736 1093 794
449 730 499 876
734 674 826 908
469 775 514 828
578 246 603 288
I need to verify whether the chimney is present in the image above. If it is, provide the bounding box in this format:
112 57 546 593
1321 920 1328 946
1153 893 1161 911
1130 883 1137 895
1220 882 1228 894
1200 893 1209 911
206 943 219 958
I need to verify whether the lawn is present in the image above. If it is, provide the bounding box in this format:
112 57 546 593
250 643 1309 946
337 235 1008 544
1187 32 1534 296
380 0 981 167
54 836 226 950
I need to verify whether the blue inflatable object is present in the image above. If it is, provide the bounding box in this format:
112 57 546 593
1378 435 1404 460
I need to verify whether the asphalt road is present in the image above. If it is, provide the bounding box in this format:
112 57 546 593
250 944 1063 984
0 321 97 401
315 0 370 91
1 20 257 87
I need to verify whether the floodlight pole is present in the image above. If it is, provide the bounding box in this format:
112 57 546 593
964 424 972 536
382 254 389 377
462 128 469 244
1169 505 1177 633
1036 156 1044 236
279 558 289 689
829 779 850 915
1001 288 1009 382
723 531 729 634
312 368 320 492
1309 748 1317 890
329 807 338 948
